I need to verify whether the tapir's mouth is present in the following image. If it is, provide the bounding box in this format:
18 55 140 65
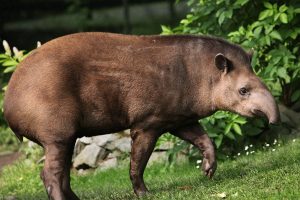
251 109 267 119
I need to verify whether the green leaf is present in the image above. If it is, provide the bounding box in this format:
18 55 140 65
259 10 272 20
208 132 219 138
253 26 262 38
3 66 16 73
213 112 227 119
294 8 300 13
290 31 298 39
265 35 271 45
218 12 226 25
214 135 223 148
0 54 10 59
2 60 18 67
161 25 173 34
264 24 274 34
233 123 242 135
263 2 273 9
180 19 189 25
234 117 247 125
279 4 288 12
269 31 282 40
225 131 236 140
233 0 249 6
277 68 287 78
291 90 300 102
277 68 290 83
279 13 288 23
274 13 281 21
225 123 233 134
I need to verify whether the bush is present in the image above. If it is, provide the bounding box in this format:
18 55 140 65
0 41 33 151
160 0 300 160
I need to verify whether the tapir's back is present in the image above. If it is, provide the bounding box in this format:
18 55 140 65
4 32 190 138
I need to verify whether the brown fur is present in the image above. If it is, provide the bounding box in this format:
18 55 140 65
3 32 279 199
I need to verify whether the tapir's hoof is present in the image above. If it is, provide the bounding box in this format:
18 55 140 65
135 189 150 197
202 158 217 179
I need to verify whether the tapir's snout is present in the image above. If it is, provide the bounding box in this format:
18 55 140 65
267 108 281 125
251 89 281 125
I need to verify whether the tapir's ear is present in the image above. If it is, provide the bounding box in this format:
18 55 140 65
215 53 231 73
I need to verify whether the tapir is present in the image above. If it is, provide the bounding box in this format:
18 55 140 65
3 32 280 200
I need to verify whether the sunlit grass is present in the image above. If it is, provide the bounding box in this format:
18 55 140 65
0 138 300 199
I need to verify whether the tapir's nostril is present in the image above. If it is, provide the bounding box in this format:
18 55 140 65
268 114 281 125
251 109 281 125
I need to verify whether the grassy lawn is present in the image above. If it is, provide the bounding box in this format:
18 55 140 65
0 138 300 200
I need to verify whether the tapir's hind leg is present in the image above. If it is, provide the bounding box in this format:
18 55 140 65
129 129 161 196
40 139 79 200
61 142 80 200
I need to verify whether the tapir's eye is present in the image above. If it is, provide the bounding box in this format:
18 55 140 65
239 87 248 96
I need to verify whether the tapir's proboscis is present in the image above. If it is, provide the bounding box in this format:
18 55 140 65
4 32 280 200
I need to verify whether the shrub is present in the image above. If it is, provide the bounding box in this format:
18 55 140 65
0 41 34 151
160 0 300 160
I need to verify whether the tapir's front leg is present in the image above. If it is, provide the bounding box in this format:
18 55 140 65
170 124 217 178
129 129 161 196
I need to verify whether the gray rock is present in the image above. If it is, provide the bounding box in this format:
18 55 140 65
98 157 118 170
73 139 86 159
105 136 131 152
176 152 189 164
107 151 122 159
124 129 131 135
92 134 120 147
148 151 168 165
4 196 17 200
73 144 106 169
79 136 93 144
114 137 132 152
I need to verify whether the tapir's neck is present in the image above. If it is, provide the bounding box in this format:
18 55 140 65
183 47 219 118
192 82 217 118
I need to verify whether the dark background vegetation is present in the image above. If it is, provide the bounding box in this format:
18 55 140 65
0 0 187 49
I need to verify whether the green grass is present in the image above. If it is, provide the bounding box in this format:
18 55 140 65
1 138 300 200
0 128 20 152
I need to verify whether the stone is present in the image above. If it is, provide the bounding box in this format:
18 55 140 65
124 129 131 135
148 151 168 165
98 157 118 170
114 137 132 152
176 152 189 164
73 139 86 159
4 196 17 200
107 151 122 159
92 134 120 147
79 136 93 144
73 144 106 169
105 136 131 152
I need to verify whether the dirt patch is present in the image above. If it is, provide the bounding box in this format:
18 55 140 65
0 152 21 170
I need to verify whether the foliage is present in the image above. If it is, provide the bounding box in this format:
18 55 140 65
160 0 300 154
0 41 33 150
0 128 19 152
